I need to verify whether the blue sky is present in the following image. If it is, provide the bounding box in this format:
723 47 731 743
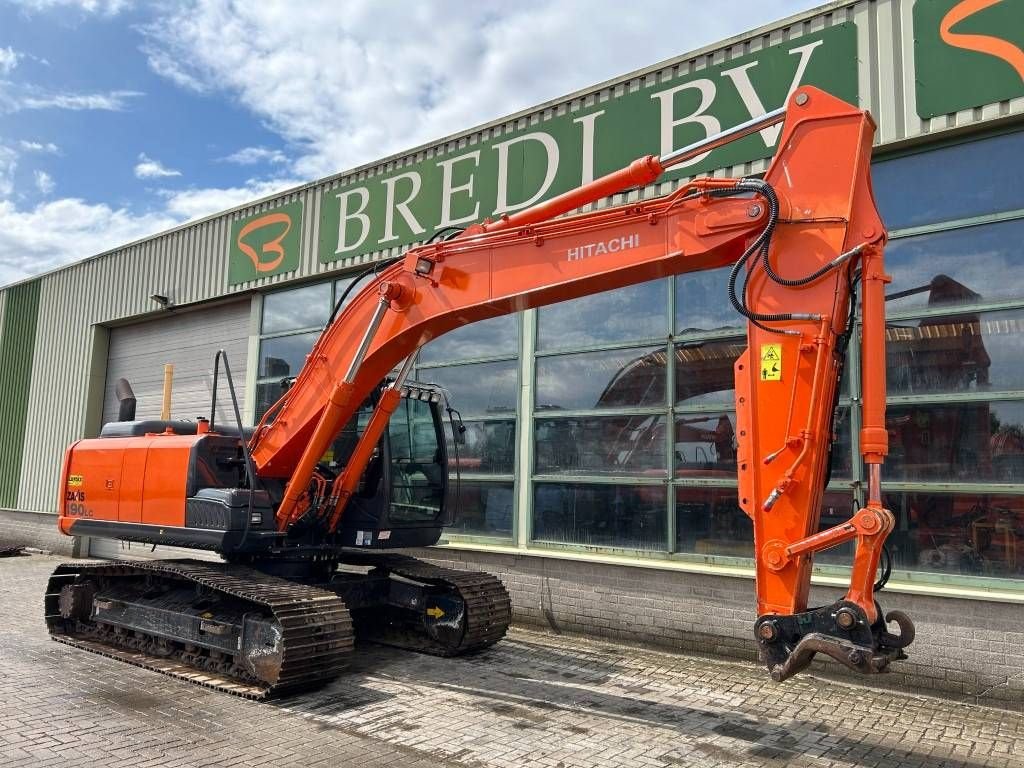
0 0 809 285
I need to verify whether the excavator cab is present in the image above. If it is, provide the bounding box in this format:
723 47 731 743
327 382 452 550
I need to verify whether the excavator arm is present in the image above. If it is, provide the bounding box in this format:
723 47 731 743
248 87 913 681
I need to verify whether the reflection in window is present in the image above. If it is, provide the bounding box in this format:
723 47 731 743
884 219 1024 314
536 346 665 410
675 338 745 405
447 419 516 475
535 415 667 477
886 309 1024 395
537 280 668 351
256 381 288 419
885 401 1024 483
883 491 1024 578
445 480 514 538
259 331 319 377
419 314 518 364
675 486 752 557
810 490 861 566
673 413 736 477
676 267 742 335
419 360 518 417
873 131 1024 231
262 283 331 334
334 275 363 313
533 482 667 550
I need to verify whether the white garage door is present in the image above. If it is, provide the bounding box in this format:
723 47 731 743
91 299 250 562
101 300 252 426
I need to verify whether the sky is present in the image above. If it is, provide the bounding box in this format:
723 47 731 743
0 0 810 286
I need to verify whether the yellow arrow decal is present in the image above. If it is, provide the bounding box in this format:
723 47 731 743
426 606 445 619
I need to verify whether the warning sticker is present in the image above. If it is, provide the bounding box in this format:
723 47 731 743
760 344 782 381
67 474 84 487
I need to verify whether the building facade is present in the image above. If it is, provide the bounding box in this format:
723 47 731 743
2 0 1024 706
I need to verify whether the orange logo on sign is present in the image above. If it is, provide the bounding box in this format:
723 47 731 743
236 212 292 273
941 0 1024 81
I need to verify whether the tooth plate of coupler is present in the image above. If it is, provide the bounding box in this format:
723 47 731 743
340 554 511 655
44 560 354 700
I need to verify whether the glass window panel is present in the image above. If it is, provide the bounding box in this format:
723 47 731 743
262 283 331 334
537 280 668 351
885 219 1024 313
388 398 445 524
674 412 737 477
676 267 743 335
259 331 319 378
419 360 517 417
675 338 745 406
533 482 667 550
676 488 856 562
807 490 861 566
447 419 516 475
445 480 514 539
672 411 850 480
536 346 665 410
534 415 667 477
886 309 1024 396
419 314 518 364
873 131 1024 230
255 381 288 420
333 274 363 314
882 491 1024 580
885 400 1024 483
675 486 752 558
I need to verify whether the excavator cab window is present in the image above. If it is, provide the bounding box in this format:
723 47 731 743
387 396 446 524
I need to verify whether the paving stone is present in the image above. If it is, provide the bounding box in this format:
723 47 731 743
2 554 1022 768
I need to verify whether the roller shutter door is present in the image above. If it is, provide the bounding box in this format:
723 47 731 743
90 299 250 562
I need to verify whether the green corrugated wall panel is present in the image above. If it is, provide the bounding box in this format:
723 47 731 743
0 280 41 507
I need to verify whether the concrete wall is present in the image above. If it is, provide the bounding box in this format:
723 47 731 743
412 547 1024 711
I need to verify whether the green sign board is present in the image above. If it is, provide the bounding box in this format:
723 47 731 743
915 0 1024 119
228 200 304 285
319 23 857 264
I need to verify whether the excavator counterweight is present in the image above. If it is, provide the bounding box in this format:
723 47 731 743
49 87 912 696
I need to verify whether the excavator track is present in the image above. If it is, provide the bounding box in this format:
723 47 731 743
44 560 354 700
338 554 511 656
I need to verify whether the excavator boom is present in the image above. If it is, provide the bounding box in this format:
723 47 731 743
247 86 912 680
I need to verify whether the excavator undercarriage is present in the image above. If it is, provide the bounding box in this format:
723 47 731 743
46 555 510 699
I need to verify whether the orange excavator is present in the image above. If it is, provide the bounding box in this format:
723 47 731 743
46 87 913 698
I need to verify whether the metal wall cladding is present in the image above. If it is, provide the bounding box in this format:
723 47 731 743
7 0 1024 512
0 279 41 508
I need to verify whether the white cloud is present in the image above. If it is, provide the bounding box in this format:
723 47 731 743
220 146 287 166
33 170 54 195
159 177 300 220
18 140 59 154
0 47 21 75
134 152 181 179
0 176 303 283
11 0 131 15
0 145 16 197
141 1 809 179
15 89 142 111
0 197 174 284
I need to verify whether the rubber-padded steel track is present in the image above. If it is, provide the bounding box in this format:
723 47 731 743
44 560 353 700
341 554 511 655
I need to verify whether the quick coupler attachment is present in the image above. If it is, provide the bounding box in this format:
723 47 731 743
754 600 915 682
